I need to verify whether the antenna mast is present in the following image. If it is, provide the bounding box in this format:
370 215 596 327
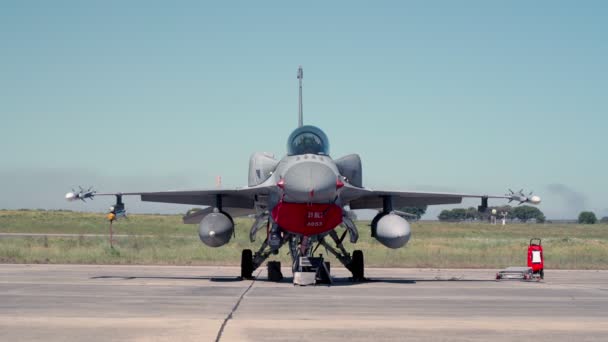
297 65 303 127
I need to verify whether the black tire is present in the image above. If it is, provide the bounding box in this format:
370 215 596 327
540 269 544 280
317 261 331 284
350 250 364 281
241 249 254 279
267 261 283 282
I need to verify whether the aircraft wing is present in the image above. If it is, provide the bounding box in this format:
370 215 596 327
67 184 277 218
115 189 258 207
341 184 540 210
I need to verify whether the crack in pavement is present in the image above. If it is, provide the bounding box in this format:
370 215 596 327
215 270 261 342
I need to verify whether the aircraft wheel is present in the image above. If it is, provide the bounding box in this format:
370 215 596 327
241 249 254 279
350 250 365 281
317 261 331 284
267 261 283 282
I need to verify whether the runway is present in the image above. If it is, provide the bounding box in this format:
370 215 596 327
1 264 606 341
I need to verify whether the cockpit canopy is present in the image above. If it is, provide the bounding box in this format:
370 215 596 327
287 125 330 156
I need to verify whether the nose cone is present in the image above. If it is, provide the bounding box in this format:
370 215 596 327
283 160 337 202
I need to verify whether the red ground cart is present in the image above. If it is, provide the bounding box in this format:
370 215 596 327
528 238 544 279
496 238 544 281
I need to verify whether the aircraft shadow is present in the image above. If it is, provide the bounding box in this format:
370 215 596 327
365 277 496 284
91 275 243 282
90 275 497 285
249 276 497 286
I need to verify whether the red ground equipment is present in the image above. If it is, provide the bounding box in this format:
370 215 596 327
527 238 544 279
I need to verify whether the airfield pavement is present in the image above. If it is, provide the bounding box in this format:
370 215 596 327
0 264 606 342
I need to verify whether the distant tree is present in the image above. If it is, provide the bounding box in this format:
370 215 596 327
438 205 525 222
398 206 427 220
438 210 453 221
511 205 545 223
438 208 467 221
578 211 597 224
439 207 487 222
536 213 546 223
465 207 479 221
451 208 467 221
601 216 608 223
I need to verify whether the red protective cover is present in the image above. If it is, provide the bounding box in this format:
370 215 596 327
271 202 343 236
527 244 544 271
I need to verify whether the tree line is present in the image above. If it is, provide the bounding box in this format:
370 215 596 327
438 205 545 223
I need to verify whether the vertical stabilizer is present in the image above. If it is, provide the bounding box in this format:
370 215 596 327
297 65 303 127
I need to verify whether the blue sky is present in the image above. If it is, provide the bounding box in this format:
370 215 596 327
1 1 606 219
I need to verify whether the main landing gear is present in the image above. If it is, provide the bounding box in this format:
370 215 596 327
240 233 287 280
317 230 366 282
240 225 367 283
348 250 365 281
240 249 254 279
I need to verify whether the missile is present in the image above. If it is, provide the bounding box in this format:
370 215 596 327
65 187 96 202
65 192 78 201
507 190 541 205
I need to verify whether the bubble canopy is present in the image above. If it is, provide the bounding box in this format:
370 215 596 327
287 125 330 156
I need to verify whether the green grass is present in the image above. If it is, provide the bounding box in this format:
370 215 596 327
0 209 192 235
1 210 607 269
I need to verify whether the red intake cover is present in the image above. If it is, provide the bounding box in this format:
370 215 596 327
271 202 343 236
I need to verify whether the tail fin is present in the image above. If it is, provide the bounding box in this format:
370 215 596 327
297 65 303 127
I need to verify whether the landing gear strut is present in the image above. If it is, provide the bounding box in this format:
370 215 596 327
317 229 366 281
240 234 289 280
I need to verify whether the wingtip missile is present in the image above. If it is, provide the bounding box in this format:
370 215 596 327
65 192 78 201
65 187 96 202
505 190 541 205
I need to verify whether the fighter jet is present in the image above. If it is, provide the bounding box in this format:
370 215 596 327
66 66 541 282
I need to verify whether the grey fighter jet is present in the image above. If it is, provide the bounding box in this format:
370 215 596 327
66 66 541 282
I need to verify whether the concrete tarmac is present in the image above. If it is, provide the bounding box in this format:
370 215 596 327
0 264 606 341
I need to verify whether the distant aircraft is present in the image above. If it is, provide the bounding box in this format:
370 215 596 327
66 66 541 282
